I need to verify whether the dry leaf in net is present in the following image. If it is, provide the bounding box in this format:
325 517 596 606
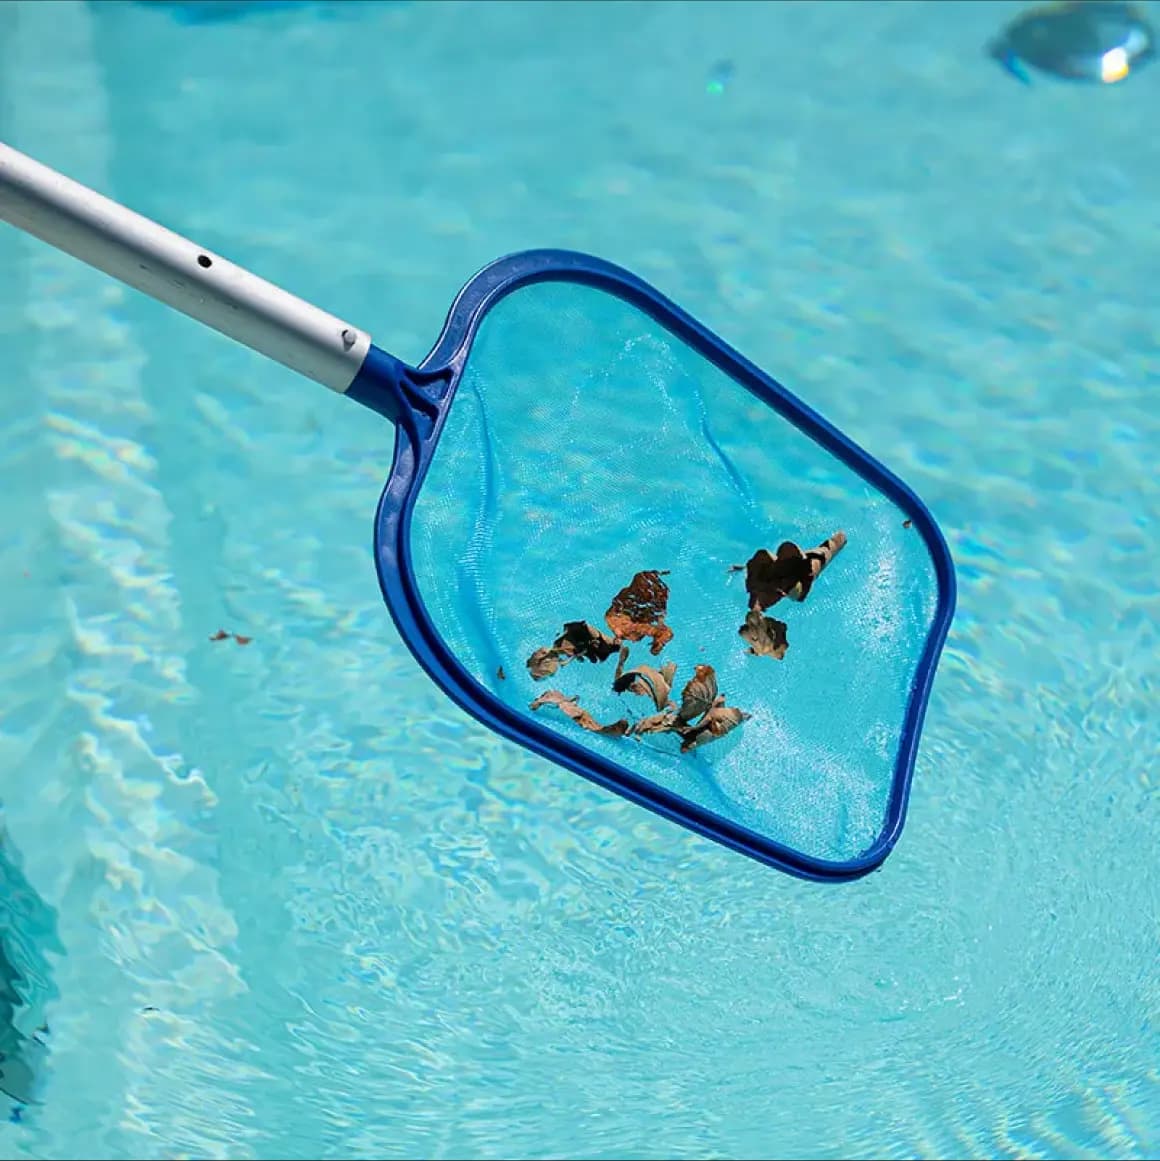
553 620 620 664
739 608 789 659
605 569 674 655
631 710 682 736
613 660 678 711
798 531 846 595
527 646 567 680
526 619 620 681
676 663 718 724
743 543 811 610
678 696 751 753
743 531 846 609
529 690 629 736
613 643 631 683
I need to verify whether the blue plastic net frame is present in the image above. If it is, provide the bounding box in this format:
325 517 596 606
346 249 957 883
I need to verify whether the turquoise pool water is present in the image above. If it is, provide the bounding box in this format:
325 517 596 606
0 0 1156 1157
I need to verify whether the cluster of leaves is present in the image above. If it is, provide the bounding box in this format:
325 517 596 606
525 570 749 754
520 535 847 753
734 531 846 658
611 652 749 754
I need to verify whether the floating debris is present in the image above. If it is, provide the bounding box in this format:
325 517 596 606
678 696 751 753
209 628 252 645
987 1 1155 85
529 690 629 736
739 608 790 660
497 666 506 681
740 531 847 611
605 569 674 655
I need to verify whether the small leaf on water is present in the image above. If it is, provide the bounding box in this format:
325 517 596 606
677 663 718 724
209 629 229 642
529 690 629 736
739 608 789 659
679 696 751 753
497 666 506 681
605 569 674 655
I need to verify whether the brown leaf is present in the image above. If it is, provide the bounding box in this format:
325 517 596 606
743 531 846 609
612 660 678 711
553 620 620 664
497 666 506 681
526 620 620 682
739 608 789 659
209 629 229 642
631 710 682 736
605 570 674 655
798 530 846 595
743 543 811 609
679 696 751 753
527 646 567 680
234 634 252 646
614 643 630 683
529 690 629 736
676 664 718 723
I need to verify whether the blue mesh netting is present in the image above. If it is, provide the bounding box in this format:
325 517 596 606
411 281 940 862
